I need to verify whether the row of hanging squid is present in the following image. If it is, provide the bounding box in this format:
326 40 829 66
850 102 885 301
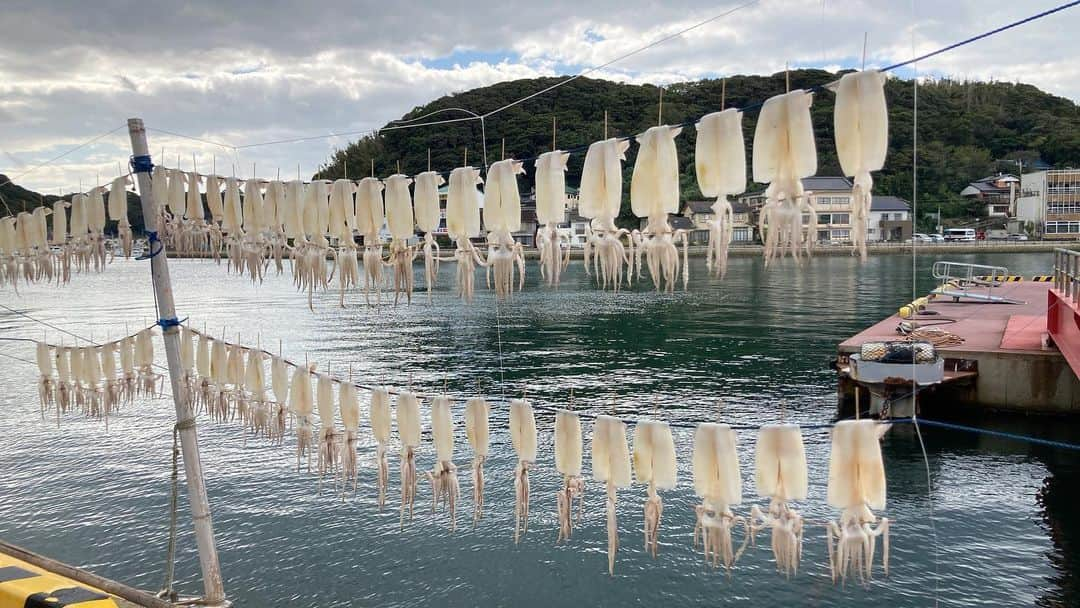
33 328 162 426
34 325 889 582
3 70 889 300
0 174 134 290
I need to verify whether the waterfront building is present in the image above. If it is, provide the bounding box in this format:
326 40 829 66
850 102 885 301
1016 169 1080 240
960 174 1018 217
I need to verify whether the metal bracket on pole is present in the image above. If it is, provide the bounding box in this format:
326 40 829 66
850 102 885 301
126 118 228 606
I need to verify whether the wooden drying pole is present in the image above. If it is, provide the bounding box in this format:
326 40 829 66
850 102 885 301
126 118 227 606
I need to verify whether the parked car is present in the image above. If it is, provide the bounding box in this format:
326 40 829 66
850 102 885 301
929 234 945 243
1007 234 1029 241
910 233 932 243
945 228 977 242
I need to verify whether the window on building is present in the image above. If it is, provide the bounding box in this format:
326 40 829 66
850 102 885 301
818 214 831 224
831 229 851 240
817 230 830 241
1046 221 1080 234
832 213 850 224
1048 202 1080 215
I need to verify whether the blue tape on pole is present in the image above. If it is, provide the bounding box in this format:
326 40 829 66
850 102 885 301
136 230 164 260
130 154 154 174
157 317 183 329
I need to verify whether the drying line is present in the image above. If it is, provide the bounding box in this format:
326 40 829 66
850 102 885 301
0 124 128 190
881 0 1080 72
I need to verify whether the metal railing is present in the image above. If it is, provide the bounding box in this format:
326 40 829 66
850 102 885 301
932 261 1009 287
1054 248 1080 303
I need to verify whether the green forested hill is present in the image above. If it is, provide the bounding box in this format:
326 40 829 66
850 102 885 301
315 70 1080 222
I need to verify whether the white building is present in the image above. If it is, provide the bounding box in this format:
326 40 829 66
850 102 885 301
1016 169 1080 239
867 196 912 242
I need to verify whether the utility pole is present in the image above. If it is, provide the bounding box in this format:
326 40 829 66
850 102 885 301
126 118 226 605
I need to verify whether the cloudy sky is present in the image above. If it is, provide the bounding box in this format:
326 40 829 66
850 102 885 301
2 0 1077 194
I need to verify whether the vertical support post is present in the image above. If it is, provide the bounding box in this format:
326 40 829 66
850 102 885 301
126 118 226 605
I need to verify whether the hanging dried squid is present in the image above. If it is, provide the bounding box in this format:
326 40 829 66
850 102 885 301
483 160 526 298
445 166 486 301
289 362 315 470
35 342 55 414
509 398 536 542
396 390 422 527
592 415 632 575
535 151 571 287
833 71 889 262
316 373 338 486
427 395 460 530
339 380 360 494
384 173 417 305
464 397 489 524
554 409 584 542
370 387 393 510
692 423 749 571
414 171 445 299
580 138 633 291
754 90 818 267
631 126 688 292
826 419 889 584
750 424 808 577
696 108 746 278
632 420 677 557
355 177 386 306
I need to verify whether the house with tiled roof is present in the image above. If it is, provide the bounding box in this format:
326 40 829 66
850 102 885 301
960 174 1018 217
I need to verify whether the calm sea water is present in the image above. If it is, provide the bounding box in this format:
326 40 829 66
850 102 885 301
2 251 1079 607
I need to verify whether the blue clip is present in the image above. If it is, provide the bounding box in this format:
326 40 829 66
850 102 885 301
136 230 164 260
130 154 154 174
157 316 186 329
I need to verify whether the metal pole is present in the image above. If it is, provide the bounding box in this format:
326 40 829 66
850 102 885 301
126 118 226 605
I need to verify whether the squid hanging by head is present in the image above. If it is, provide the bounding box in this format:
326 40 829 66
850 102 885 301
35 342 54 414
328 178 358 307
832 70 888 262
316 373 338 488
427 395 460 531
338 380 361 495
239 178 269 283
631 125 688 292
826 419 890 584
464 397 489 524
288 362 315 471
445 166 485 301
370 387 393 510
580 138 633 291
108 175 135 258
753 89 818 267
134 328 159 397
50 198 71 284
263 179 288 273
750 423 808 577
54 345 73 414
245 349 269 439
483 159 526 299
509 398 536 543
534 151 571 287
203 172 225 262
355 177 386 306
384 173 417 305
554 409 584 543
269 354 290 444
396 390 422 528
413 171 445 299
695 108 746 279
221 176 245 271
592 415 632 575
692 423 750 571
632 420 677 558
85 185 108 271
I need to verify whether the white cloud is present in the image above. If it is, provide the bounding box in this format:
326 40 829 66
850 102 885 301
1 0 1077 194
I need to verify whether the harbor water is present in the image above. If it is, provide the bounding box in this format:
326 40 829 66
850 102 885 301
1 251 1078 607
